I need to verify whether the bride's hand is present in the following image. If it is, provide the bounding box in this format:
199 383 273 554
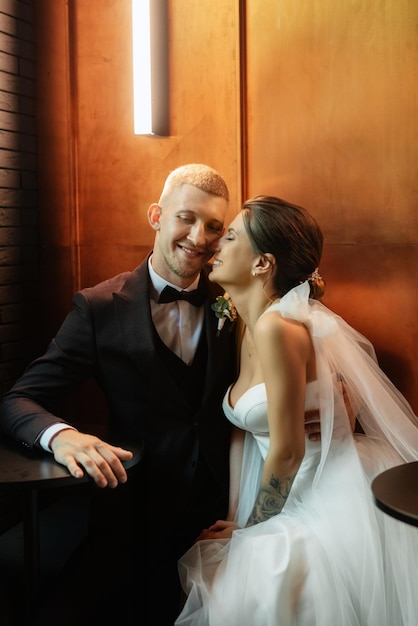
196 520 239 541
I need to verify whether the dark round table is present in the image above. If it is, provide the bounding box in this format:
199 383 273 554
371 461 418 527
0 437 144 623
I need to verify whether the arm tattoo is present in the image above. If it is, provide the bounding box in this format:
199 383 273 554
246 473 296 526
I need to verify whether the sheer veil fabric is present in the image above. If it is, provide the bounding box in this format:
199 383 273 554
176 282 418 626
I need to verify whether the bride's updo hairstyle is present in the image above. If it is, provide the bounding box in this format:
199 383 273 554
241 195 326 300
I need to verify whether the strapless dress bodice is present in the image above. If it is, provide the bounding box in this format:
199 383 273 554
222 380 321 459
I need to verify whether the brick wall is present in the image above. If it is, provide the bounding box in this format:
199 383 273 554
0 0 41 397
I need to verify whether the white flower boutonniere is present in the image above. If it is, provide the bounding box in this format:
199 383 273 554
211 293 238 336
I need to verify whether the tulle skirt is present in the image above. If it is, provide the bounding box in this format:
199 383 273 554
176 436 418 626
176 285 418 625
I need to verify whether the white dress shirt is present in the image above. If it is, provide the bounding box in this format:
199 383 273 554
148 257 205 366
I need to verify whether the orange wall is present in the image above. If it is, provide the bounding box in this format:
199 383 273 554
34 0 418 412
34 0 242 335
246 0 418 410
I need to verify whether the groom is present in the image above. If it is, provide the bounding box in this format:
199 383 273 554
0 164 236 624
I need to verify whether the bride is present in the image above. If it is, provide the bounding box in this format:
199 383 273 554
175 195 418 625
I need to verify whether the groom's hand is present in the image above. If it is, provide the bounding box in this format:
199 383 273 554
304 410 321 441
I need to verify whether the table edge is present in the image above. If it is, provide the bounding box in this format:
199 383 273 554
373 495 418 527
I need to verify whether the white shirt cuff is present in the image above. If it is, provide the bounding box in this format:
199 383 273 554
39 423 77 452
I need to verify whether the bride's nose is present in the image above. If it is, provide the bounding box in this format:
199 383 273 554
215 234 229 251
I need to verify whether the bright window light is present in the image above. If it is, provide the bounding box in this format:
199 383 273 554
132 0 152 134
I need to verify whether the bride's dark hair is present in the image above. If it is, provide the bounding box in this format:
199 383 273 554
241 195 326 299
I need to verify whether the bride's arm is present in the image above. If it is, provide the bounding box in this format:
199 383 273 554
246 313 309 526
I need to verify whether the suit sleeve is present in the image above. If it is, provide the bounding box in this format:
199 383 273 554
0 291 97 450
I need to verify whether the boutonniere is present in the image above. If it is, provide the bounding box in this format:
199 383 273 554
211 293 238 336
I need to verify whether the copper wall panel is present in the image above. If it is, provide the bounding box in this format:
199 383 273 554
246 0 418 410
34 0 242 332
71 0 241 287
34 0 78 336
34 0 418 412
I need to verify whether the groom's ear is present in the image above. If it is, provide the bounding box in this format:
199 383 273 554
148 203 162 230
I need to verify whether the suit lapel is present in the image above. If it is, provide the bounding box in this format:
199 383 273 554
199 272 233 400
112 259 157 370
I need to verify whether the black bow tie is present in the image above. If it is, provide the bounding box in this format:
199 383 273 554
158 285 206 307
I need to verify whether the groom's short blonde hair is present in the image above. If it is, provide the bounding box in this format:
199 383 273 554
159 164 230 203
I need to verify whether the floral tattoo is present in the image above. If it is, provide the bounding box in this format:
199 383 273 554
247 473 295 525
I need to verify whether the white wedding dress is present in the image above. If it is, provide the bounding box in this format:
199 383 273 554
176 282 418 626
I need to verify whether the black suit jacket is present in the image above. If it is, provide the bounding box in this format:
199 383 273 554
0 258 237 544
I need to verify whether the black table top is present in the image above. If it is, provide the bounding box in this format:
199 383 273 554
371 461 418 527
0 437 144 490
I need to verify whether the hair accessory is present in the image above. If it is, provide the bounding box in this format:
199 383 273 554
308 267 322 282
